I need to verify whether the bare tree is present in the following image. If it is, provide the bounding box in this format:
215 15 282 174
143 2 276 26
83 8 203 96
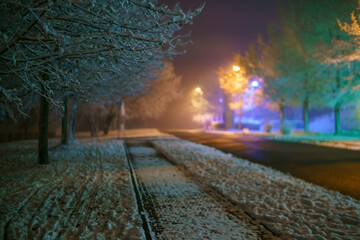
125 62 182 120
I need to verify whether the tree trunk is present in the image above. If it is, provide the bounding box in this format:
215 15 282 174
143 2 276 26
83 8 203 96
38 85 49 164
238 108 242 131
334 66 341 135
280 104 285 134
303 98 309 134
117 104 120 138
88 112 99 137
61 97 68 145
104 106 116 136
121 102 125 136
24 122 29 140
335 102 341 135
69 96 78 143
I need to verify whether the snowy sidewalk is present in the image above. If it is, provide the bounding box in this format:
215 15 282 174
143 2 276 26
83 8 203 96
0 139 144 239
153 138 360 240
1 133 360 239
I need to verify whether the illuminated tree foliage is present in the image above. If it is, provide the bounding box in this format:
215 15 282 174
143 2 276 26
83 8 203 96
260 3 330 134
218 55 248 95
0 0 203 163
293 0 359 134
239 0 359 134
338 10 360 92
218 44 265 131
218 54 255 130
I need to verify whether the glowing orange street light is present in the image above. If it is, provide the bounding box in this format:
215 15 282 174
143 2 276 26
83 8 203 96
233 65 240 71
195 87 202 93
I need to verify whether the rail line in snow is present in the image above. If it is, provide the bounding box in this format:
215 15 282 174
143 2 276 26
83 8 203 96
126 139 277 240
124 143 154 240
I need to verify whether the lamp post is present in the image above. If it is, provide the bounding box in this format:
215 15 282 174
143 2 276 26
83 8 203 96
232 65 243 132
194 87 204 129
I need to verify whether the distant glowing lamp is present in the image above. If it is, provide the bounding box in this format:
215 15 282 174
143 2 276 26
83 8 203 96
233 65 240 71
195 87 202 93
251 80 259 88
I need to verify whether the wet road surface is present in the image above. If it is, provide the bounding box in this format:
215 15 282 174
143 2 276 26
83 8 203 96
164 130 360 200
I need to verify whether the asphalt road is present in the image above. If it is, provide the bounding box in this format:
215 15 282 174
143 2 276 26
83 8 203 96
164 130 360 201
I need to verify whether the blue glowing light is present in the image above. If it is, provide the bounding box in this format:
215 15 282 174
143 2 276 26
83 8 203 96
251 80 259 88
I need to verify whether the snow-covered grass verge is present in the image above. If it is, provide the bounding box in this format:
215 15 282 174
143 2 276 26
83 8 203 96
0 139 144 239
152 139 360 240
263 134 360 151
206 129 360 151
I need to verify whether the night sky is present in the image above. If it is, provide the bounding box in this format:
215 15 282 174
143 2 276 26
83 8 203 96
151 0 278 128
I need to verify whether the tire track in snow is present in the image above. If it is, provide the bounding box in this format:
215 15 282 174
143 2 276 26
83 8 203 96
54 175 93 239
1 140 146 240
4 176 64 240
76 153 104 238
2 164 70 240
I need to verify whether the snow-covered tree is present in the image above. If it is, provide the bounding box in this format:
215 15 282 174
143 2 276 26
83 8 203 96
0 0 203 163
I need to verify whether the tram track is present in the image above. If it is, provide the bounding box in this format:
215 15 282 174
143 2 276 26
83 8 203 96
125 140 278 240
124 142 154 240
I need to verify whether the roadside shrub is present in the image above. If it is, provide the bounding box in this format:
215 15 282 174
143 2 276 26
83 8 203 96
265 124 272 133
211 122 225 130
243 128 250 134
281 125 292 135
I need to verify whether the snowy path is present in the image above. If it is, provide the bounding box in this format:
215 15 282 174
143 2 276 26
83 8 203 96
2 136 360 239
0 140 144 239
128 141 273 240
152 139 360 240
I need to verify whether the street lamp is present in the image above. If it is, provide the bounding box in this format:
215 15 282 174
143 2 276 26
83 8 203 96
233 65 240 71
195 87 202 93
251 80 259 88
232 65 243 131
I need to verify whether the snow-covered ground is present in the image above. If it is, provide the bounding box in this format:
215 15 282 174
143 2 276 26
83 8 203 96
2 131 360 239
152 139 360 240
129 144 268 239
0 139 144 239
